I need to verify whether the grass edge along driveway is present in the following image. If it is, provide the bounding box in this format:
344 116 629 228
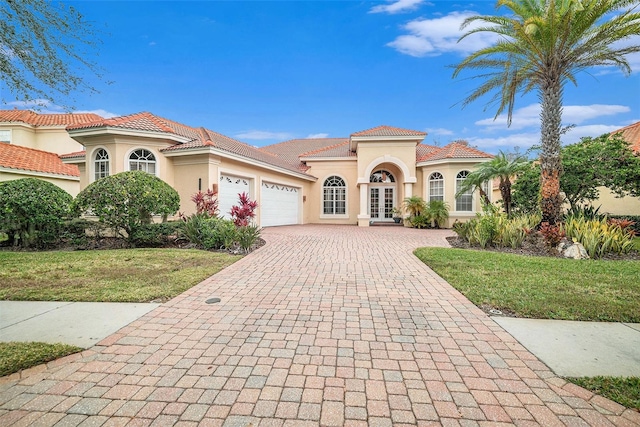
414 247 640 322
0 248 242 303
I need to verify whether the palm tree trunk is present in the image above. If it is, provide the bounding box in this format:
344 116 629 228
539 74 564 225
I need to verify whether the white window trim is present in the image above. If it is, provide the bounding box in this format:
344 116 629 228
427 171 445 203
0 129 11 144
124 147 159 177
320 174 349 219
91 146 111 183
455 169 474 212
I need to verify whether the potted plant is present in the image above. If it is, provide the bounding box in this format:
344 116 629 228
391 207 402 223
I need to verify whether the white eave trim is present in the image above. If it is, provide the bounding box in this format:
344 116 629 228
0 166 80 181
163 146 317 182
350 134 425 151
61 156 86 164
417 157 491 167
67 126 192 144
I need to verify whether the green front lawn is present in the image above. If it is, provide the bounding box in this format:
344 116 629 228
568 377 640 411
0 249 241 303
0 342 82 377
414 248 640 322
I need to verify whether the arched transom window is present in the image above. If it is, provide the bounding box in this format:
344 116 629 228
323 176 346 215
94 148 110 181
456 170 473 211
129 149 156 174
428 172 444 202
370 169 395 183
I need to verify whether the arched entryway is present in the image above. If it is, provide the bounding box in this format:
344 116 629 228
369 169 397 221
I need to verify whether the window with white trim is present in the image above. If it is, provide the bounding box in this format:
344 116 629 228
129 149 156 174
94 149 110 181
323 176 346 215
428 172 444 202
482 179 491 202
0 129 10 143
456 170 473 211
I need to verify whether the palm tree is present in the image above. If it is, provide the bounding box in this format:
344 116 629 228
402 195 427 217
453 0 640 224
457 151 529 215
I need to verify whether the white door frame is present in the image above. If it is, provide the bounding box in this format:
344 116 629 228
369 185 395 221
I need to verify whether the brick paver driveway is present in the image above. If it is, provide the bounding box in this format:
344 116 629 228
1 225 638 426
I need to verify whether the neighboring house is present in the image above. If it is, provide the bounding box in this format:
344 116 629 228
0 110 104 196
0 143 81 196
62 111 493 227
592 121 640 216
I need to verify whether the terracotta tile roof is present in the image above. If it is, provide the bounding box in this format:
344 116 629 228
299 140 353 158
612 121 640 154
351 125 427 138
259 138 348 171
0 110 103 126
60 150 86 159
417 141 493 162
416 143 439 161
0 143 80 177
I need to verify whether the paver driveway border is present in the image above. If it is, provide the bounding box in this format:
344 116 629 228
1 224 639 426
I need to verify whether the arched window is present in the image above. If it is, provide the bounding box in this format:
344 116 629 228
94 148 110 181
370 170 395 183
456 170 473 211
129 149 156 174
428 172 444 202
323 176 346 215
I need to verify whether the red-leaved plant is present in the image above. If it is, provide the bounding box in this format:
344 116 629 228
608 218 636 236
539 222 565 247
230 192 258 227
191 188 219 217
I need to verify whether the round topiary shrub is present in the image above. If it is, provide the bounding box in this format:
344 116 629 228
74 171 180 241
0 178 73 248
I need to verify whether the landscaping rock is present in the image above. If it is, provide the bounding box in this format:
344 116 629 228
557 240 590 259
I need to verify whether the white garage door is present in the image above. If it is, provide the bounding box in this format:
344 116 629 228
219 174 250 220
261 182 300 227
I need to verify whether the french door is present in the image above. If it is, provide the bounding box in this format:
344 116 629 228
370 186 394 220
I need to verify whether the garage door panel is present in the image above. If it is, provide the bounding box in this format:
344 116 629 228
219 175 250 220
261 182 299 227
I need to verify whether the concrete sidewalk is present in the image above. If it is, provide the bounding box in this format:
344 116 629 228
1 300 638 378
0 301 159 348
494 317 640 377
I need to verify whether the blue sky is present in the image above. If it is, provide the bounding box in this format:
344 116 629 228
4 0 640 153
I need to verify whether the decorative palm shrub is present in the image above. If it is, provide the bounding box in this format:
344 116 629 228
427 200 449 229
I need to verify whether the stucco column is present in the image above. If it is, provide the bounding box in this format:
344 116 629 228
357 183 370 227
404 182 413 200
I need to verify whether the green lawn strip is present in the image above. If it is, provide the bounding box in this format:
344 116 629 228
633 237 640 252
414 248 640 322
567 377 640 411
0 249 241 303
0 342 82 377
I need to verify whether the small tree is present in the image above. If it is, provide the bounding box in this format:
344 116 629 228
230 192 258 227
74 171 180 241
457 152 529 216
0 178 73 248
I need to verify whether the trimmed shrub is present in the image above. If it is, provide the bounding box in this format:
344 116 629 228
0 178 73 248
129 222 183 248
74 171 180 241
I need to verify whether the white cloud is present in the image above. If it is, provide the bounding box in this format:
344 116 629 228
75 109 119 119
306 133 329 139
475 103 630 131
149 41 157 46
370 0 427 14
425 127 454 135
386 11 500 57
6 100 118 118
235 130 294 141
467 132 540 151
